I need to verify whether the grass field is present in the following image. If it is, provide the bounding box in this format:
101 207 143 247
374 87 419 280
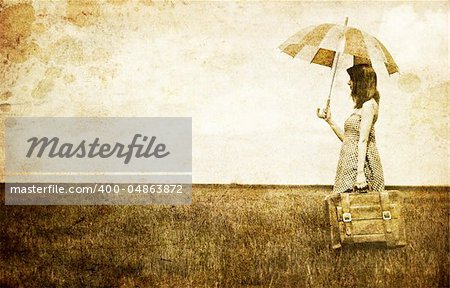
1 185 449 287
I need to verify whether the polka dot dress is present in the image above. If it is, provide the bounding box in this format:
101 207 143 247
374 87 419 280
333 113 385 193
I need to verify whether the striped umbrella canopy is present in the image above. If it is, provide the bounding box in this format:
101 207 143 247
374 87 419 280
279 22 399 75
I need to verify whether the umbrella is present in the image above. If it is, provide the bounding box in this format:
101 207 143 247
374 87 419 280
279 17 399 114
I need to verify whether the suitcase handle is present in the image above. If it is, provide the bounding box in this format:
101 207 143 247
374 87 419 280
353 183 371 193
353 185 369 193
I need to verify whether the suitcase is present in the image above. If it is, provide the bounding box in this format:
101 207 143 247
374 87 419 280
324 190 407 249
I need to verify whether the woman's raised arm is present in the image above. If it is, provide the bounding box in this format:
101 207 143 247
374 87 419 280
317 108 345 142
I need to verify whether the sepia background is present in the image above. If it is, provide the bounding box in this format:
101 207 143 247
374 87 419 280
0 0 448 185
1 2 448 287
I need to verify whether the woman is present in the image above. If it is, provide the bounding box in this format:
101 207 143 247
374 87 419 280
318 64 384 193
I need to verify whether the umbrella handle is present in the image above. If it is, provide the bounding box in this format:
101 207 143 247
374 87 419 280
316 98 331 118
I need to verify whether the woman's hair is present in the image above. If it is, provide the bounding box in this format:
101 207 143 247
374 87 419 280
346 64 380 109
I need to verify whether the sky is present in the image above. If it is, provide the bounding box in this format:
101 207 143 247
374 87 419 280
1 0 448 185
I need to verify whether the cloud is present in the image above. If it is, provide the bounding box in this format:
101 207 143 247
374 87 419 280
379 4 447 82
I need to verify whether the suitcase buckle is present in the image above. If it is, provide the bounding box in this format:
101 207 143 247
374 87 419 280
382 211 392 220
342 212 352 222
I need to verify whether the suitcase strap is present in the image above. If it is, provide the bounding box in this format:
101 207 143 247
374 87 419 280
326 196 342 249
341 193 353 238
379 191 395 247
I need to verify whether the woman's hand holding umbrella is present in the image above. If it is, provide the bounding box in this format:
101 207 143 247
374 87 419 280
316 105 330 122
317 107 345 142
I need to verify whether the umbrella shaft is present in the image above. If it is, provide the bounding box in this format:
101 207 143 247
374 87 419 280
327 50 342 104
326 17 347 107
